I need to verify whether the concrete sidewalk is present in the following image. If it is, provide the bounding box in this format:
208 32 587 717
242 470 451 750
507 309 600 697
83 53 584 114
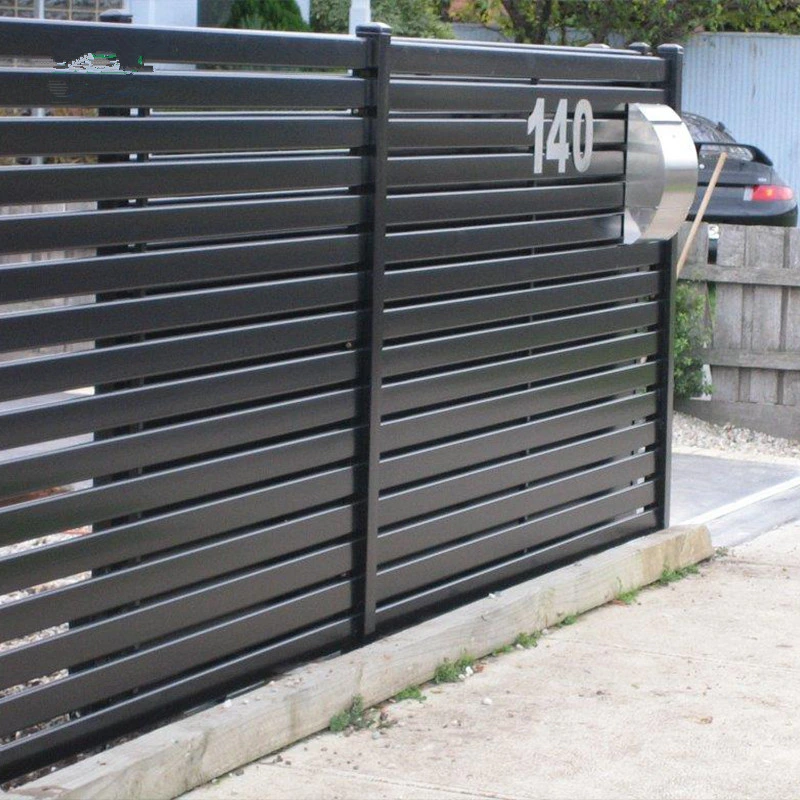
184 522 800 800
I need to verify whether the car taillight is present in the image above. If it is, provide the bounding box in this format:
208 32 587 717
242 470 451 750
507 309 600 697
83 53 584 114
744 185 795 202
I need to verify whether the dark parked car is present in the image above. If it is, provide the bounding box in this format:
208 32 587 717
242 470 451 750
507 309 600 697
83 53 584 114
682 112 798 228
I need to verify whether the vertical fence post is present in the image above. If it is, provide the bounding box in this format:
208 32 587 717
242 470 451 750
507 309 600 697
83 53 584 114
655 43 684 531
356 22 391 639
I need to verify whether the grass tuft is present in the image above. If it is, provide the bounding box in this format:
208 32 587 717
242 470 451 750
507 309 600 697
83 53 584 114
514 631 541 648
434 654 475 683
329 695 371 732
393 685 426 703
658 564 700 585
616 588 640 605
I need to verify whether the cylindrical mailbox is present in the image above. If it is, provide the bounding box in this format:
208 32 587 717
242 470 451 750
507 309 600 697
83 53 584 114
624 103 698 243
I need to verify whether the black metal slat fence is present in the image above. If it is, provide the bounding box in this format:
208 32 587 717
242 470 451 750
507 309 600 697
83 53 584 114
0 16 677 782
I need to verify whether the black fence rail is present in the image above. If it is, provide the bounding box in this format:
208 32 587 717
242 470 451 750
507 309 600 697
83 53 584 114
0 16 677 783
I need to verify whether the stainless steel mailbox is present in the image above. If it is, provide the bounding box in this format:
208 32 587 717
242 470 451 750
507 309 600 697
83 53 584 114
624 103 698 243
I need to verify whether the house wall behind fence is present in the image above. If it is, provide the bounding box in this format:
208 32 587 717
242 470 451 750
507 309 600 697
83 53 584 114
683 32 800 214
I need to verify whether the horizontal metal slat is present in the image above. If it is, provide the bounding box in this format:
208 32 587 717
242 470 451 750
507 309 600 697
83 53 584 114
0 17 367 68
0 390 357 500
380 392 656 491
0 503 354 640
0 233 363 304
385 242 661 302
385 272 660 340
383 332 657 416
0 614 354 784
387 183 623 226
390 80 664 113
379 422 656 527
0 69 366 110
377 451 656 563
0 311 360 404
376 510 656 627
0 351 358 450
389 39 667 82
0 157 364 205
386 214 622 265
388 117 625 150
0 194 362 255
0 273 361 352
0 466 355 595
377 483 656 602
384 303 659 378
0 542 355 690
0 579 355 739
0 115 365 158
381 361 658 452
388 151 624 188
0 427 357 545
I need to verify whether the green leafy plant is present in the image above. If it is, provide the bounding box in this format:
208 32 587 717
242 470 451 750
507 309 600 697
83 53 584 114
674 280 712 401
514 630 541 648
329 695 372 732
616 588 640 605
393 685 427 702
226 0 309 30
311 0 454 37
559 614 578 626
658 564 700 585
433 654 475 683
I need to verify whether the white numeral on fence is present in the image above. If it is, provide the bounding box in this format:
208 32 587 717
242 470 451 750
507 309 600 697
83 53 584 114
526 98 594 174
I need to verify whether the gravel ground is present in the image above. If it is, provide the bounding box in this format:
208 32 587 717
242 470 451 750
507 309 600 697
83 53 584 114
673 410 800 466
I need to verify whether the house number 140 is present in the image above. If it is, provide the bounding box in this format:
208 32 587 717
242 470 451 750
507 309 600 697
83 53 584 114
527 98 594 174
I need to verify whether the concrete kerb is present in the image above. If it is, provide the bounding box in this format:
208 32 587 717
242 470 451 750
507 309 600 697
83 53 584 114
3 524 712 800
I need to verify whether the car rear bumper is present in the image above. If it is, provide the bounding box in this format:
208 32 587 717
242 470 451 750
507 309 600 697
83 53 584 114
690 206 798 227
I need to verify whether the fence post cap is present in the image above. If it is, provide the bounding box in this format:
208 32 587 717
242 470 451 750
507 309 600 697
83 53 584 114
356 22 392 37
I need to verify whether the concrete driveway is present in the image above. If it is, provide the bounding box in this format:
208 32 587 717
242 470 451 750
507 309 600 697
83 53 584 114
183 521 800 800
672 452 800 546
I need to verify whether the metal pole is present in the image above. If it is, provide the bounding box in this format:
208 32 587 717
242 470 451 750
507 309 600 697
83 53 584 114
356 22 390 639
655 43 685 532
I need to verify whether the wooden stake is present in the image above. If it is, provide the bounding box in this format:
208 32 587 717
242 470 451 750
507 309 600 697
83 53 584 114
676 151 727 277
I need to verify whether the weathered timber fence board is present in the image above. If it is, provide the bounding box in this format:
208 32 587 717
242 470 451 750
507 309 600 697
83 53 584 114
678 223 800 438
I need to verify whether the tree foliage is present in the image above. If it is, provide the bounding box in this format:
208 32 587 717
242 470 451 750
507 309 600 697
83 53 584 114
463 0 800 47
226 0 309 31
311 0 454 38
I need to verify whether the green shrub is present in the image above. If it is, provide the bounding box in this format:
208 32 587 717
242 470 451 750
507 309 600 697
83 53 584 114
311 0 454 38
226 0 309 30
674 280 712 400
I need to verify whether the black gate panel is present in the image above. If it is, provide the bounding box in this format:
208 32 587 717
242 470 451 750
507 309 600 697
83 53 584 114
0 17 678 782
373 38 670 630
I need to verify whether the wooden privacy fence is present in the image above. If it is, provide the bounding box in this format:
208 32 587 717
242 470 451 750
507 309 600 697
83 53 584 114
680 223 800 439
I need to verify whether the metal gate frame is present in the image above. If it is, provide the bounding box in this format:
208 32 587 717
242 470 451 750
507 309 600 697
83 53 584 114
0 16 680 782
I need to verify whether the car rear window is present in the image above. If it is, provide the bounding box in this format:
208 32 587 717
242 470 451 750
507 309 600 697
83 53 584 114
682 113 753 161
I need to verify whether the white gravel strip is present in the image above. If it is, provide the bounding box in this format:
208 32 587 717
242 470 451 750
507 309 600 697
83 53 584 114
673 410 800 467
